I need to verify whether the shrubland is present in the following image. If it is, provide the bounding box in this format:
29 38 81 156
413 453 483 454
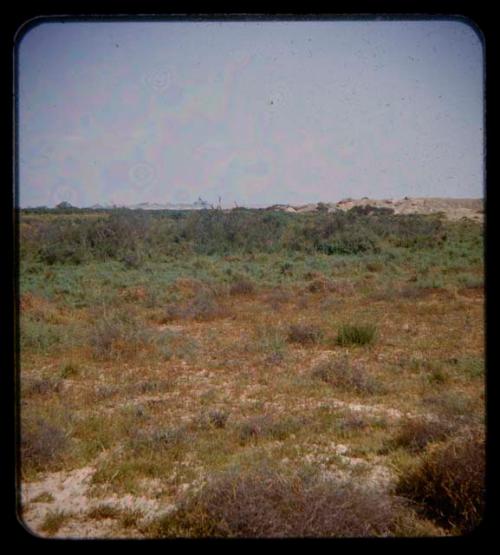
18 206 485 538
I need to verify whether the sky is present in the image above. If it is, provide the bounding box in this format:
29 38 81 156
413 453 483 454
17 18 484 208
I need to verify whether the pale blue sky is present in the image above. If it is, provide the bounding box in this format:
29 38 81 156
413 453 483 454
17 19 484 208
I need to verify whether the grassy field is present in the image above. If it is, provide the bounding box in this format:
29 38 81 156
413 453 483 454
18 207 485 538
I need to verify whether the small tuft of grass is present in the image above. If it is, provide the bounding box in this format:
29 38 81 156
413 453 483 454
163 291 228 322
311 356 381 395
229 278 255 296
31 492 55 503
60 361 80 379
22 376 62 397
88 504 122 520
21 418 68 471
130 426 189 455
263 288 291 310
384 418 455 453
335 412 370 436
119 509 144 529
208 409 229 429
40 509 68 536
307 277 334 294
88 308 150 361
287 323 324 346
336 324 377 346
237 415 305 445
421 391 481 425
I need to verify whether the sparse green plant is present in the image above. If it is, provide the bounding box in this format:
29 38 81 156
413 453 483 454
60 361 79 378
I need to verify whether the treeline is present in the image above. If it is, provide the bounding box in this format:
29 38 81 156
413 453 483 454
19 207 446 266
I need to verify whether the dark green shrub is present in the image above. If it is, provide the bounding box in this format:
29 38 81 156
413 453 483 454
336 324 377 346
20 206 453 265
317 232 380 255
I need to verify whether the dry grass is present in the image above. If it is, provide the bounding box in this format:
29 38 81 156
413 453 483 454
395 432 485 533
311 356 381 395
384 418 456 453
237 414 306 444
146 461 415 538
39 510 69 536
229 278 256 296
21 417 68 471
162 291 229 322
287 323 324 345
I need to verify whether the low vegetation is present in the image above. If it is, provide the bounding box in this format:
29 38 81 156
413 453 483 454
336 324 377 347
18 206 484 538
395 432 485 534
145 461 421 538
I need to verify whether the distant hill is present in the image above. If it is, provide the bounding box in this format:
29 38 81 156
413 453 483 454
267 197 483 222
51 196 482 222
